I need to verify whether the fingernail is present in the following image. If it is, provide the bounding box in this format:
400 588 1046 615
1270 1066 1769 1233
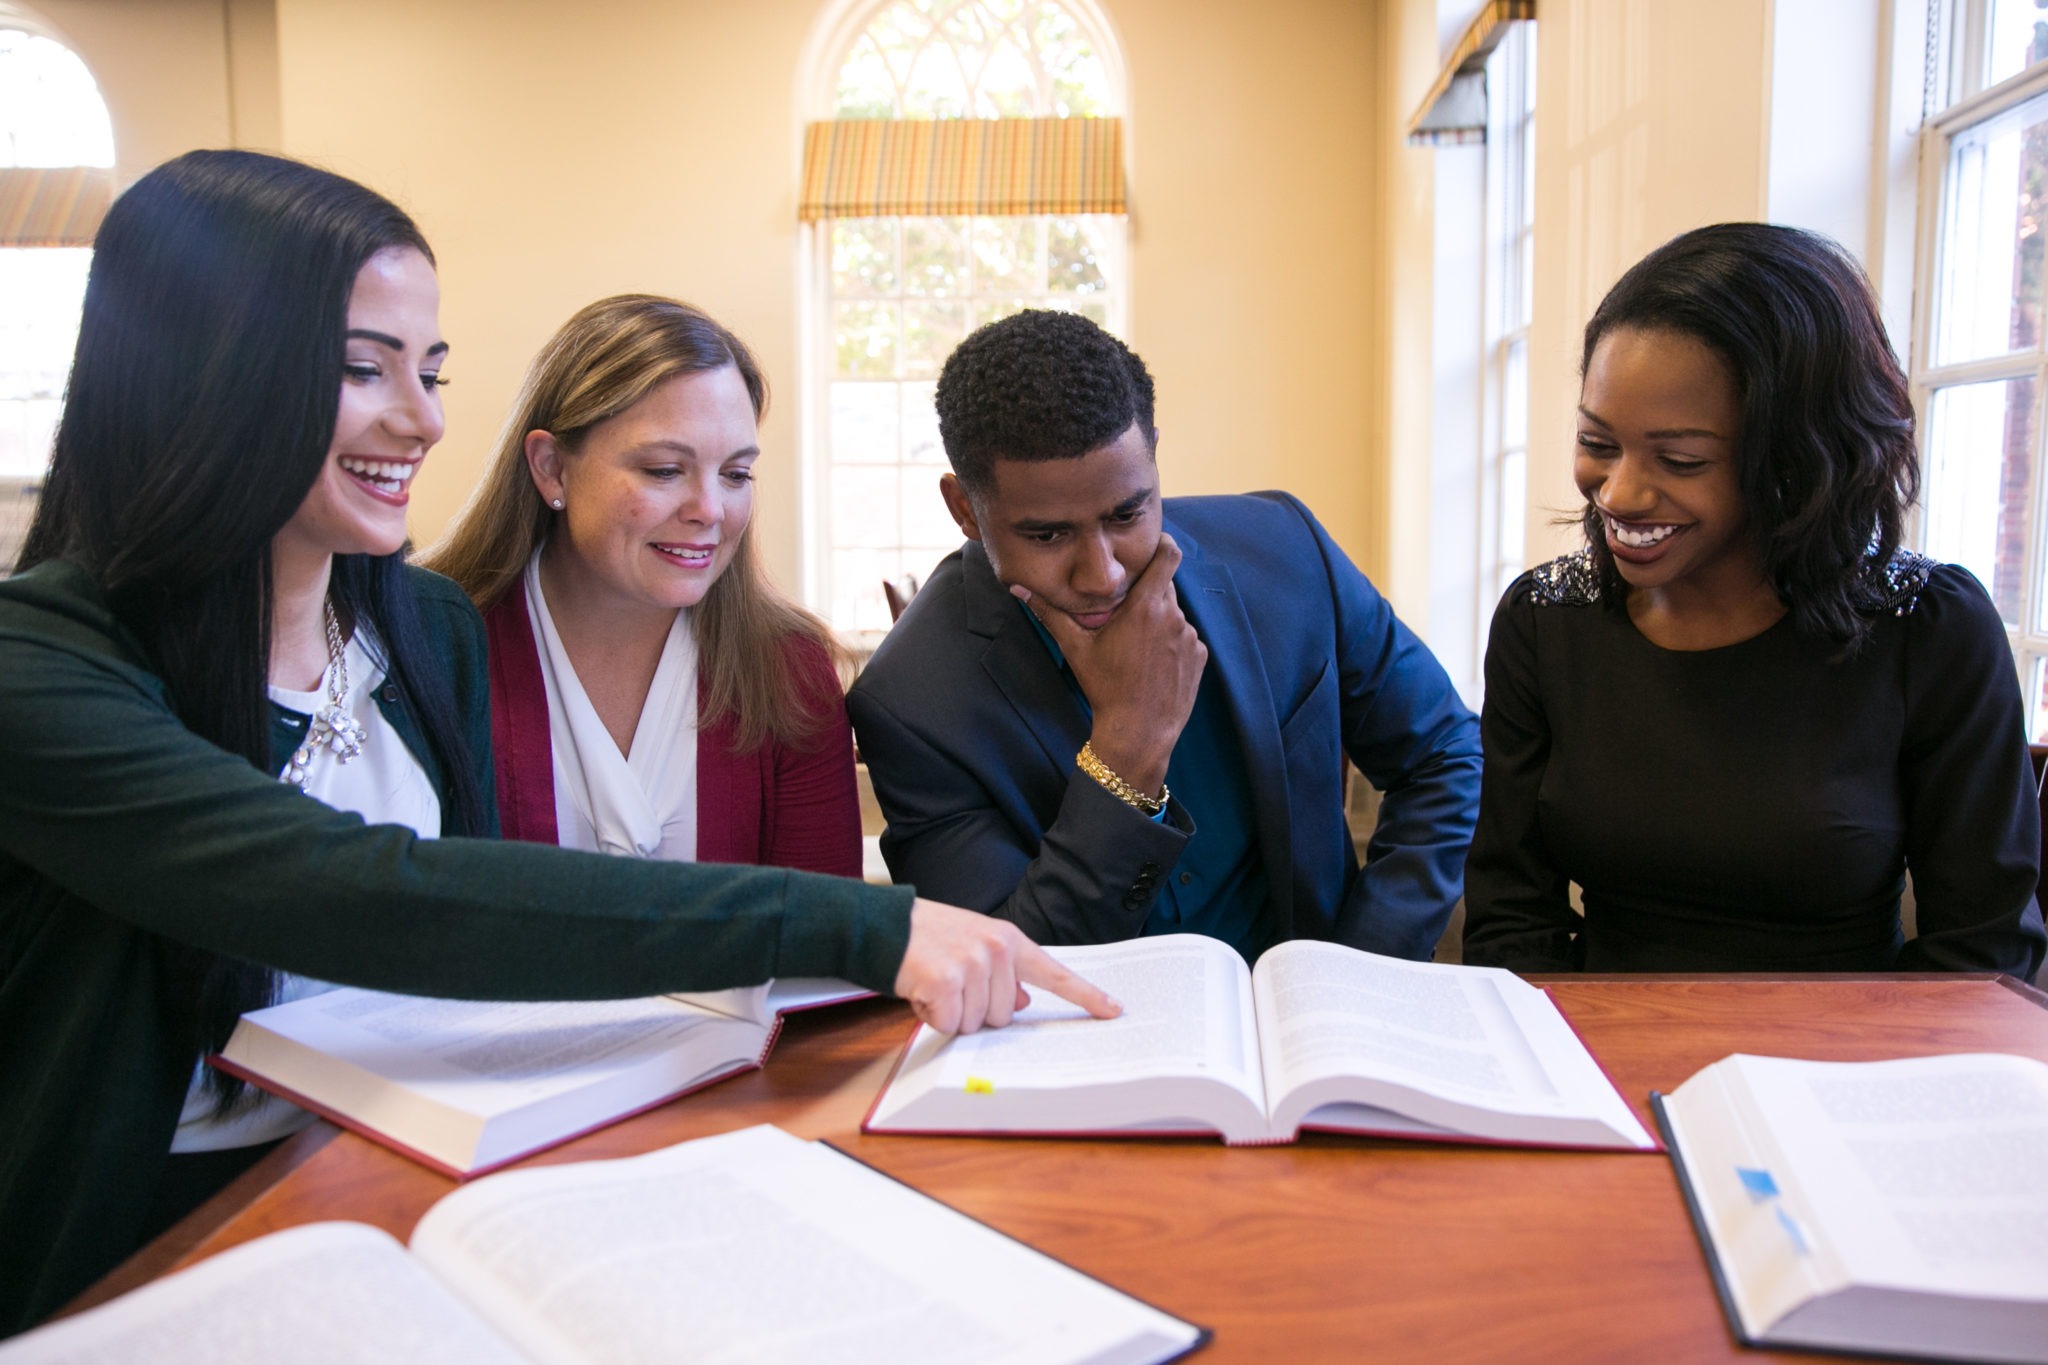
1008 584 1031 601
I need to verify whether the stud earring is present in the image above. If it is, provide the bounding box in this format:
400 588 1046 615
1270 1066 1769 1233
550 498 564 510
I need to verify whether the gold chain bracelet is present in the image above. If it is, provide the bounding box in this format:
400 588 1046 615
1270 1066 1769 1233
1076 741 1169 815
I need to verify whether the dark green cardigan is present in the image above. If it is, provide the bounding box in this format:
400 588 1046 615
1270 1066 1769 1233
0 561 913 1335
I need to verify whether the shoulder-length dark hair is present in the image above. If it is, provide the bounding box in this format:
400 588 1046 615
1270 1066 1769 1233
1579 222 1919 651
421 294 845 751
20 149 485 1095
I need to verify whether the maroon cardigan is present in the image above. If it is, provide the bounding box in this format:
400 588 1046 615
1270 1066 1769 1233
483 582 863 876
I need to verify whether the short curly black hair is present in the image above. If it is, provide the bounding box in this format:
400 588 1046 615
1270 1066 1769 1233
935 309 1156 493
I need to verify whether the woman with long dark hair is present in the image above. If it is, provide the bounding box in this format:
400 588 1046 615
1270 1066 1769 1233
1462 222 2046 977
0 150 1112 1335
423 296 860 874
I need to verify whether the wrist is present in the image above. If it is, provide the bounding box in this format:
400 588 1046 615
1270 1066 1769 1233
1083 723 1172 798
1077 740 1169 814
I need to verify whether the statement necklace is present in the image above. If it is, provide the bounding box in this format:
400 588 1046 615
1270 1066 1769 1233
281 600 369 789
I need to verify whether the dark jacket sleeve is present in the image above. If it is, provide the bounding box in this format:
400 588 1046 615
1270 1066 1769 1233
1460 578 1581 971
0 588 913 1002
1283 493 1480 959
1896 567 2046 977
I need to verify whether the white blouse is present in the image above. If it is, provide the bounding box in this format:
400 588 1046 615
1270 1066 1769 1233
171 627 441 1153
524 551 700 862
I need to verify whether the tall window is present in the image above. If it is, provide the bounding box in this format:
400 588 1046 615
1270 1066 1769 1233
0 21 112 482
805 0 1127 635
1478 19 1535 640
1914 0 2048 735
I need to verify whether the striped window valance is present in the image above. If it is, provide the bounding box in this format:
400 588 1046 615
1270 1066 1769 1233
798 117 1125 222
1406 0 1536 146
0 165 113 247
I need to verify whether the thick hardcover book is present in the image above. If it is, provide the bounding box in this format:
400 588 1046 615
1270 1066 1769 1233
0 1125 1207 1365
211 978 872 1177
1655 1052 2048 1364
865 934 1657 1151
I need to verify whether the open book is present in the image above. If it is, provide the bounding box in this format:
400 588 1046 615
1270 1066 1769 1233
1654 1052 2048 1364
212 978 872 1177
865 934 1655 1150
0 1125 1204 1365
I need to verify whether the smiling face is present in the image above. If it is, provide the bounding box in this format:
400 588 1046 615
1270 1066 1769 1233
526 364 759 621
939 422 1161 631
273 246 446 570
1576 327 1760 603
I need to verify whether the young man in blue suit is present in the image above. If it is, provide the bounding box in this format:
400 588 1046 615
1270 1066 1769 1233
847 311 1481 961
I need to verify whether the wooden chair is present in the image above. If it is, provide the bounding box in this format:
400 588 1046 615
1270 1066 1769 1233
882 573 920 623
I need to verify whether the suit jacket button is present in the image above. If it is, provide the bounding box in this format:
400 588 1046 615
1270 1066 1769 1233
380 684 400 703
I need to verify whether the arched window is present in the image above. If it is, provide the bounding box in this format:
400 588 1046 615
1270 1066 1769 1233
802 0 1128 635
0 16 113 494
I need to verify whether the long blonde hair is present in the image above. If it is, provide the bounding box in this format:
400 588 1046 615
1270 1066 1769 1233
421 294 843 751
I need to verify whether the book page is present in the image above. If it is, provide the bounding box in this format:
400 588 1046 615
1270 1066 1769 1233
1716 1053 2048 1301
765 978 874 1013
924 936 1261 1094
1253 941 1652 1145
229 990 750 1115
0 1225 526 1365
409 1125 1201 1365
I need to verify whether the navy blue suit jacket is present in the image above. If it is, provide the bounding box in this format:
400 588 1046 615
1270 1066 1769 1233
848 491 1481 959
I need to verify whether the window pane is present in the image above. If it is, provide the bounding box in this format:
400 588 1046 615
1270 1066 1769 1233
1986 0 2048 92
830 382 899 463
901 299 968 378
831 220 899 296
901 381 944 463
901 471 959 546
1047 218 1108 295
2029 655 2048 743
1935 88 2048 365
1498 448 1527 595
1923 377 2036 627
834 301 898 379
831 548 898 635
832 465 904 549
971 218 1039 293
0 247 89 478
0 30 114 167
902 217 968 296
1503 336 1528 451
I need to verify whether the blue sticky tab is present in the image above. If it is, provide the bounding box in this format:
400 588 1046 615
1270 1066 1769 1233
1736 1167 1779 1202
1773 1204 1810 1256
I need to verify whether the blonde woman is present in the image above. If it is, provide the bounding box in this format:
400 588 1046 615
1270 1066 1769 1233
424 296 858 873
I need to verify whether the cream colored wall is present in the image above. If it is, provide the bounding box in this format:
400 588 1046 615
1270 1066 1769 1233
1374 0 1448 622
1523 0 1773 565
1111 0 1386 577
256 0 1394 595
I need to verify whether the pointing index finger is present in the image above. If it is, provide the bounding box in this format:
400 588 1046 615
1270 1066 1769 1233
1016 944 1123 1020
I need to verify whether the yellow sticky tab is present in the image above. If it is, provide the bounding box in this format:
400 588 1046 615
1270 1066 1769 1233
964 1076 994 1094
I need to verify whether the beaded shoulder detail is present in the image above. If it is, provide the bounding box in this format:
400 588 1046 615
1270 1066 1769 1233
1524 548 1602 607
1853 548 1937 616
1522 546 1937 613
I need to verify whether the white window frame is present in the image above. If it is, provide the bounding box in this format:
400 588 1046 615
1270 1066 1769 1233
1478 20 1535 674
795 0 1131 642
1909 1 2048 727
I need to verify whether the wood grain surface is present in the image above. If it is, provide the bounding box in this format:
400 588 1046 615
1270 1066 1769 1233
76 974 2048 1363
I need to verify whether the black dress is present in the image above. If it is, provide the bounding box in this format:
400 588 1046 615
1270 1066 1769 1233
1461 548 2047 976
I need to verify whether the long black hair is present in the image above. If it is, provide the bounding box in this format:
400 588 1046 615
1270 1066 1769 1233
1580 223 1920 651
20 149 486 1099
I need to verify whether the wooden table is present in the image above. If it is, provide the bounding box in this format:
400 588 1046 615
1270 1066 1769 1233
74 974 2048 1363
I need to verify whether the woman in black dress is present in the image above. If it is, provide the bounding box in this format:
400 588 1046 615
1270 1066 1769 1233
1462 223 2046 978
